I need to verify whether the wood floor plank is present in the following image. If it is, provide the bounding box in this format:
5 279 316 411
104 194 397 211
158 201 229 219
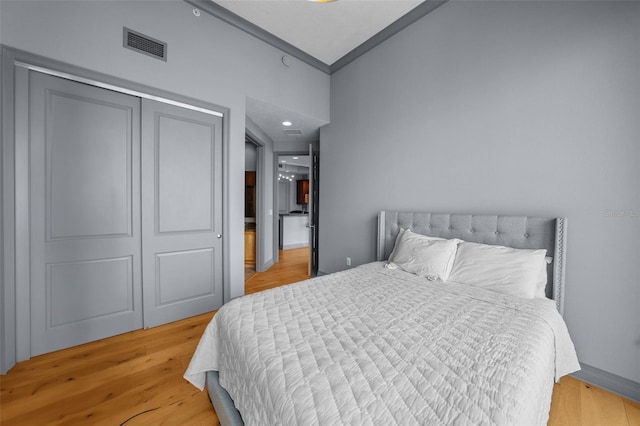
2 345 191 425
549 376 582 425
1 247 636 425
1 344 148 404
120 387 216 426
0 312 213 425
623 397 640 426
1 340 198 422
580 381 629 426
245 247 310 294
69 376 203 426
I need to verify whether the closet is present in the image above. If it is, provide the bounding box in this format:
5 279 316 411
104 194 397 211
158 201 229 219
25 71 224 356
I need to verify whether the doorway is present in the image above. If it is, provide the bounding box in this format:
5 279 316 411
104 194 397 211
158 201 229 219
244 139 258 281
274 151 318 277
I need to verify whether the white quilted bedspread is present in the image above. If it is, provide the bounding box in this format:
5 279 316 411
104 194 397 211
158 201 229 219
185 262 579 426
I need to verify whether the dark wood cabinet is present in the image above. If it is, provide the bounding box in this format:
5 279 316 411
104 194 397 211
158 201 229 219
245 171 256 186
296 179 309 205
245 171 256 217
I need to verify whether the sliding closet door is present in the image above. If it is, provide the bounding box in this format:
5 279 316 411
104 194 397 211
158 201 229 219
141 100 223 327
29 72 143 356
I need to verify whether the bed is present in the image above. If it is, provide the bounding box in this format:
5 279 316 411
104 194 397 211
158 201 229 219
185 211 579 426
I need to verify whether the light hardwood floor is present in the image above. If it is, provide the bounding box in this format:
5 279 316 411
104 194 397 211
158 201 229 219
1 247 638 425
245 247 310 295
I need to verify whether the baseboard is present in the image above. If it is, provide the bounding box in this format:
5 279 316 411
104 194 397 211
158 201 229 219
282 243 309 250
572 362 640 402
258 259 274 273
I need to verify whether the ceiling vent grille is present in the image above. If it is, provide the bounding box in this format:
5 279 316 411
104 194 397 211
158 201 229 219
283 129 303 136
123 27 167 61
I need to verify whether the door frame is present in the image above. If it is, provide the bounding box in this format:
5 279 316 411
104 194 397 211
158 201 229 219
244 133 266 272
272 150 315 268
0 46 230 373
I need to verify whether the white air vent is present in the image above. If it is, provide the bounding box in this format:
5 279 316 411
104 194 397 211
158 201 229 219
283 129 303 136
123 27 167 61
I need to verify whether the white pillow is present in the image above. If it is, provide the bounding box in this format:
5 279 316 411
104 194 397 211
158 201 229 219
387 228 408 262
387 229 460 281
388 229 461 278
535 257 553 299
448 241 547 299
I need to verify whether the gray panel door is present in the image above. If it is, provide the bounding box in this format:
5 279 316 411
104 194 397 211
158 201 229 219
141 99 223 327
29 72 143 356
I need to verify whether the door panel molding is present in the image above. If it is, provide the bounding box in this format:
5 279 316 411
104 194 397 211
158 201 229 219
155 247 216 306
45 89 134 241
154 112 216 235
47 256 134 327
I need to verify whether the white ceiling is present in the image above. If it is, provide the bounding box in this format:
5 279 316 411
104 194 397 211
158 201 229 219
213 0 425 66
246 97 328 144
279 155 310 168
211 0 432 145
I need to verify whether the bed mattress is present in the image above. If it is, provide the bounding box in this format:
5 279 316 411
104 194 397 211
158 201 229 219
185 262 579 426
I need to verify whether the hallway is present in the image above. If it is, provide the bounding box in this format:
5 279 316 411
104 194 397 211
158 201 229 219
245 247 310 294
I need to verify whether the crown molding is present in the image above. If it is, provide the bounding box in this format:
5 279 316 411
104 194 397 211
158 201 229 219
331 1 448 74
184 0 449 75
184 0 331 74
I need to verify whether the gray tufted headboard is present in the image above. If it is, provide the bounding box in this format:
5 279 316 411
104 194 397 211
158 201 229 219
377 211 568 315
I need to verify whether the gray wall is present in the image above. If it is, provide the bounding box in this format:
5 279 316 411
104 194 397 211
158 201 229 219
319 1 640 384
245 142 257 172
0 0 329 305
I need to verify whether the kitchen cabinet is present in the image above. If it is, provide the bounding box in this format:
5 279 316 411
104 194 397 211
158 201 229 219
279 214 309 250
244 230 255 264
296 179 309 205
245 171 256 218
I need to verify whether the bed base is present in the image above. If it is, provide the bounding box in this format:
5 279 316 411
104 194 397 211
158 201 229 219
206 371 244 426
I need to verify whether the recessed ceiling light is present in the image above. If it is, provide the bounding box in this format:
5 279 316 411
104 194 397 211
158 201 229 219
292 156 299 160
280 160 287 163
282 121 292 127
